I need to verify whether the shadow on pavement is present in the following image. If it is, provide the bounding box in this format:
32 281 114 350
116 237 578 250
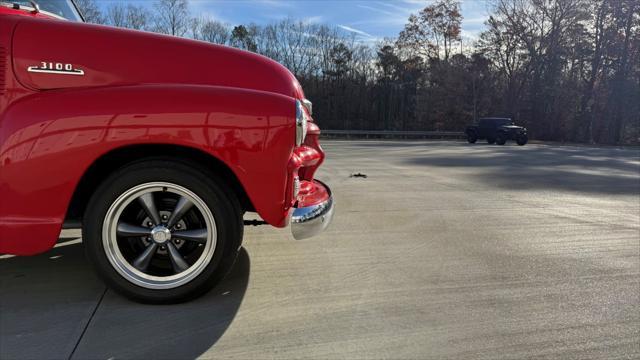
0 242 104 360
0 242 250 360
405 144 640 195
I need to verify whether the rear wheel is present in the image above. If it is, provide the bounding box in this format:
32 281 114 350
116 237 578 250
83 159 243 303
516 135 528 146
467 132 478 143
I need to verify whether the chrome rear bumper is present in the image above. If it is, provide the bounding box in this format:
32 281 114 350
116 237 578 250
291 182 334 240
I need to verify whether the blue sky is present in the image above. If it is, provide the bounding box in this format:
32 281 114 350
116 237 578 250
100 0 490 43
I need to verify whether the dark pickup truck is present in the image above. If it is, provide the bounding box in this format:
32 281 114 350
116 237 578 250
465 118 528 146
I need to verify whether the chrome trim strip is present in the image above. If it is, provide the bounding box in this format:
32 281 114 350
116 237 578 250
27 67 84 76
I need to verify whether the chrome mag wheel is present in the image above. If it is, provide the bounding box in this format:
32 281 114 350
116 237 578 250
102 182 217 290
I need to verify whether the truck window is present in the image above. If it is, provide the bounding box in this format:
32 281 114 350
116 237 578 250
2 0 83 21
495 119 513 126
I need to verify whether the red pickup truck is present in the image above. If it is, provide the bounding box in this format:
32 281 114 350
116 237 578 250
0 0 334 302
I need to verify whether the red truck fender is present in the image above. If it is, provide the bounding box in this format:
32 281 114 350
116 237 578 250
0 84 296 255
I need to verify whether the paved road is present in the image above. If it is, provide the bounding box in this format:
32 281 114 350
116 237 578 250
1 140 639 359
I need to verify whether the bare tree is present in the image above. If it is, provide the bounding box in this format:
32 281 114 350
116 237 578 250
199 19 231 45
397 0 463 60
153 0 190 37
478 15 529 120
424 0 463 60
261 19 320 76
230 25 258 52
75 0 105 24
126 5 149 31
106 3 127 28
604 0 639 143
315 25 345 78
397 14 436 58
189 16 203 40
105 3 149 30
491 0 591 139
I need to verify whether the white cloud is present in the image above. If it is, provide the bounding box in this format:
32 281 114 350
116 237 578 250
338 25 374 38
257 0 293 8
461 29 481 42
464 16 489 24
353 2 416 27
188 1 236 23
350 17 410 27
303 16 324 24
376 1 421 13
357 4 397 17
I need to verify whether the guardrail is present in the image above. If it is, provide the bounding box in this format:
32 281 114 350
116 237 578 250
321 130 465 139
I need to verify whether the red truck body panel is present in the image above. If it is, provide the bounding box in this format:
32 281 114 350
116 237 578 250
0 12 326 255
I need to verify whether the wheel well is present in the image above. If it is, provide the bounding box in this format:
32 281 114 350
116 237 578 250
65 144 254 226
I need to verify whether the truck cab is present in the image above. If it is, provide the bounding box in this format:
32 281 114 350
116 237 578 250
0 0 334 303
465 117 528 146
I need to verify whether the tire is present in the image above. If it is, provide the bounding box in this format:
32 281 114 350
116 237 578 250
516 135 528 146
496 134 507 145
83 159 243 304
486 137 496 144
467 133 478 144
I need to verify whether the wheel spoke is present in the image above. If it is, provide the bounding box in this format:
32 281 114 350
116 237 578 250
137 193 161 225
166 196 193 228
172 229 208 244
117 222 152 237
166 242 189 273
132 243 158 271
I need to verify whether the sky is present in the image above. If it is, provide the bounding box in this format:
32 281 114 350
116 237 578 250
100 0 491 44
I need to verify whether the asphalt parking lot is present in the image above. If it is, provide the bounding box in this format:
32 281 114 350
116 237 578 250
1 140 639 359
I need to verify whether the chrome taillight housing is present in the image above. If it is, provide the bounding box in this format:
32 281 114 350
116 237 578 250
293 176 301 199
295 100 309 146
302 99 313 115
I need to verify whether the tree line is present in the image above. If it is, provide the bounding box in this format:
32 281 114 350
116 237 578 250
76 0 640 144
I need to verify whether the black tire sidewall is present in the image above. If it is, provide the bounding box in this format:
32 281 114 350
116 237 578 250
83 159 242 304
517 135 528 146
